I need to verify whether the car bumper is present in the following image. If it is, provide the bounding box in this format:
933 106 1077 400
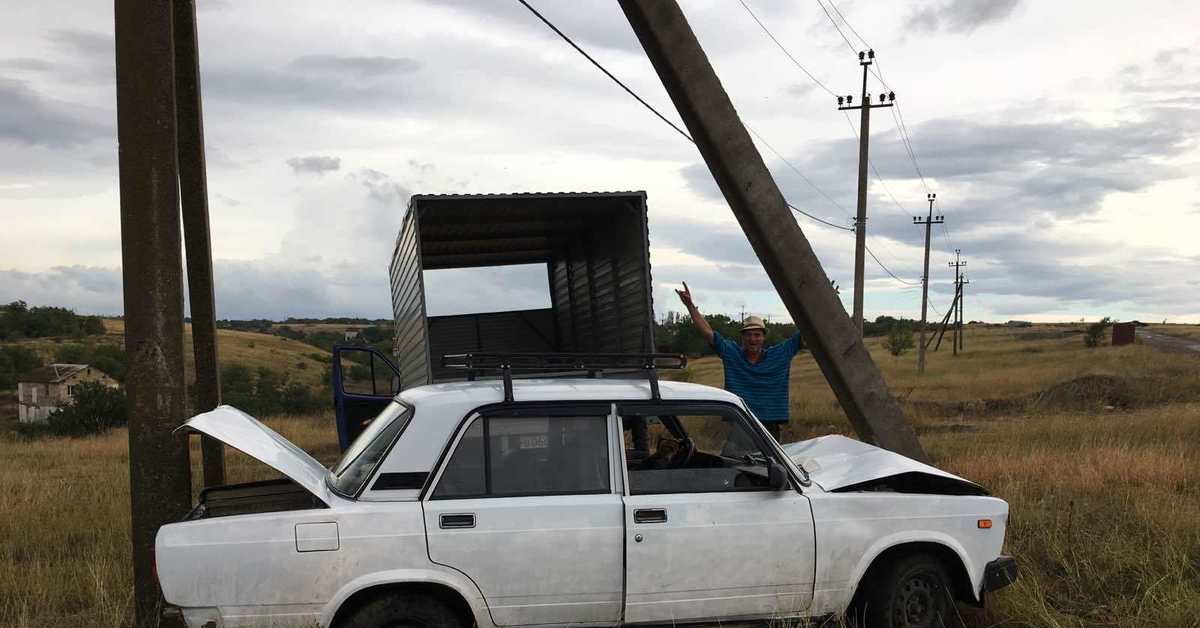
982 555 1018 592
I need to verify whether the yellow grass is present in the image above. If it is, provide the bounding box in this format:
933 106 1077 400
3 325 1199 627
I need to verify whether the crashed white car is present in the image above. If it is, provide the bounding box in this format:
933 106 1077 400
157 376 1016 628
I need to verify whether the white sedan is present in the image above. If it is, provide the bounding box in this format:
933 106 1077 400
157 377 1016 628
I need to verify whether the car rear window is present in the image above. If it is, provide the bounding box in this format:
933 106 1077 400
329 401 412 497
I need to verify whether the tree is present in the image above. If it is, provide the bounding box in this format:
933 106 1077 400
1084 317 1112 348
44 382 128 436
883 323 915 357
0 345 43 389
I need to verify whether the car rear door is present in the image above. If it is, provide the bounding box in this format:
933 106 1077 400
422 403 625 626
619 403 817 624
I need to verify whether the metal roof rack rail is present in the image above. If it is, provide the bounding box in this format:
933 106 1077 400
440 352 687 402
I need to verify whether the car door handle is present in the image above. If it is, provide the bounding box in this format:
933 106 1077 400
634 508 667 524
439 513 476 529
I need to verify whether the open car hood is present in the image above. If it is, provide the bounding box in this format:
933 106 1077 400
177 405 332 504
782 434 986 495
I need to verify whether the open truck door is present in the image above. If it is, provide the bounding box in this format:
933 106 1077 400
331 345 401 451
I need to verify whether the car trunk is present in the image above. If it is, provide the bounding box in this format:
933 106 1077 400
186 478 328 520
176 405 336 517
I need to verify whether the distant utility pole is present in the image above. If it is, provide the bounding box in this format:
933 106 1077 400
914 193 943 374
959 275 969 351
948 250 966 356
837 50 895 337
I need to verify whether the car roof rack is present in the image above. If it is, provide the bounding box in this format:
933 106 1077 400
440 352 688 402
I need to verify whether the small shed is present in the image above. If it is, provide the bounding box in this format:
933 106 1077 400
389 192 656 389
1111 322 1135 346
17 364 120 423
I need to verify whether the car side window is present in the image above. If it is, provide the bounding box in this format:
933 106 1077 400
433 412 610 499
623 407 774 495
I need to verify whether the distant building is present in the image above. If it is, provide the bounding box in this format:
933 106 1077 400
344 329 360 341
16 364 119 423
1005 320 1033 328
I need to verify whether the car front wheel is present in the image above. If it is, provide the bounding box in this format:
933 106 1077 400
858 553 955 628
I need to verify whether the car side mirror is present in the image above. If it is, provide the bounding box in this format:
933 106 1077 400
768 461 788 490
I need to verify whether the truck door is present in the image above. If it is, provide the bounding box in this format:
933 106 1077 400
619 403 817 624
423 404 625 626
332 345 401 451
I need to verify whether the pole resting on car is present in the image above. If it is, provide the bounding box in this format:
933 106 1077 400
440 352 688 402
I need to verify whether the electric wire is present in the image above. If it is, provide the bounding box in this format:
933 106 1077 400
514 0 694 144
813 0 859 56
737 0 838 97
825 0 872 50
866 244 920 286
745 123 851 218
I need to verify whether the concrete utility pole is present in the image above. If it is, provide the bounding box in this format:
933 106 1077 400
959 275 969 351
836 51 894 337
174 0 224 487
948 250 966 356
914 193 944 374
115 0 193 623
619 0 926 461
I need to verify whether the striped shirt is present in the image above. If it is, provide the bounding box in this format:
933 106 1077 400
712 331 802 423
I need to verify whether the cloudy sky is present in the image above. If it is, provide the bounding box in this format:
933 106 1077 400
2 0 1198 325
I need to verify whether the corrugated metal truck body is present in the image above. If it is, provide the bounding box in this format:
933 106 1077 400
389 192 655 388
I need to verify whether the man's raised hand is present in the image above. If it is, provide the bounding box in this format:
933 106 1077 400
675 281 694 307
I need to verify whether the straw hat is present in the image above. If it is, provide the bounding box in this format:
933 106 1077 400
741 315 766 333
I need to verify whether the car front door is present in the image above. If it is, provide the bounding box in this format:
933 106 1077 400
423 404 625 626
331 345 401 451
619 403 817 624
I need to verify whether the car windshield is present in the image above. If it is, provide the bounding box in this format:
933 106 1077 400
328 401 412 497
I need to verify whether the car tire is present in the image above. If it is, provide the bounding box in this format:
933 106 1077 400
856 553 956 628
339 592 464 628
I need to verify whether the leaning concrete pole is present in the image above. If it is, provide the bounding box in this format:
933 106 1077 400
174 0 225 487
115 0 193 623
618 0 926 460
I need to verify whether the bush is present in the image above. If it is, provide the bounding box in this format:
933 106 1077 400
1085 317 1112 348
42 382 128 436
883 323 915 357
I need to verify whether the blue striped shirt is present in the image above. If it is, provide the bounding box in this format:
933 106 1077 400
712 331 802 422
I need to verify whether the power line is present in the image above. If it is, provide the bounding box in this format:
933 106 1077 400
514 0 694 144
825 0 872 50
737 0 837 97
866 244 920 286
813 0 858 56
745 123 850 218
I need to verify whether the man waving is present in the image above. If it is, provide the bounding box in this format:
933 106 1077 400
676 282 802 441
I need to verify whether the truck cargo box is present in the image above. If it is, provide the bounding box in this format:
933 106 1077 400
389 192 656 389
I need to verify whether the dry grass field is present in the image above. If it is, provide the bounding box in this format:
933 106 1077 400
1 324 1199 627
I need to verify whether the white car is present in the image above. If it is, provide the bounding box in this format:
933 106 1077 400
157 373 1016 628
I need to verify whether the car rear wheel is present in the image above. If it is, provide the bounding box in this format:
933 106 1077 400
339 592 463 628
858 553 955 628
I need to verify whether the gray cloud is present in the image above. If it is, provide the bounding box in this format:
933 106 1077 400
288 54 421 78
0 58 58 72
0 266 124 315
906 0 1021 34
286 155 341 175
0 78 112 147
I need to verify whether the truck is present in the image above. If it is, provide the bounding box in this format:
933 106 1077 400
157 353 1016 628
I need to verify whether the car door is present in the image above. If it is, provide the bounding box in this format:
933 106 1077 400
619 403 817 624
331 345 402 451
423 404 625 626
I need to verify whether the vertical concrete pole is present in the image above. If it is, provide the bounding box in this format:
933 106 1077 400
618 0 926 460
851 61 870 336
115 0 193 623
173 0 225 486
